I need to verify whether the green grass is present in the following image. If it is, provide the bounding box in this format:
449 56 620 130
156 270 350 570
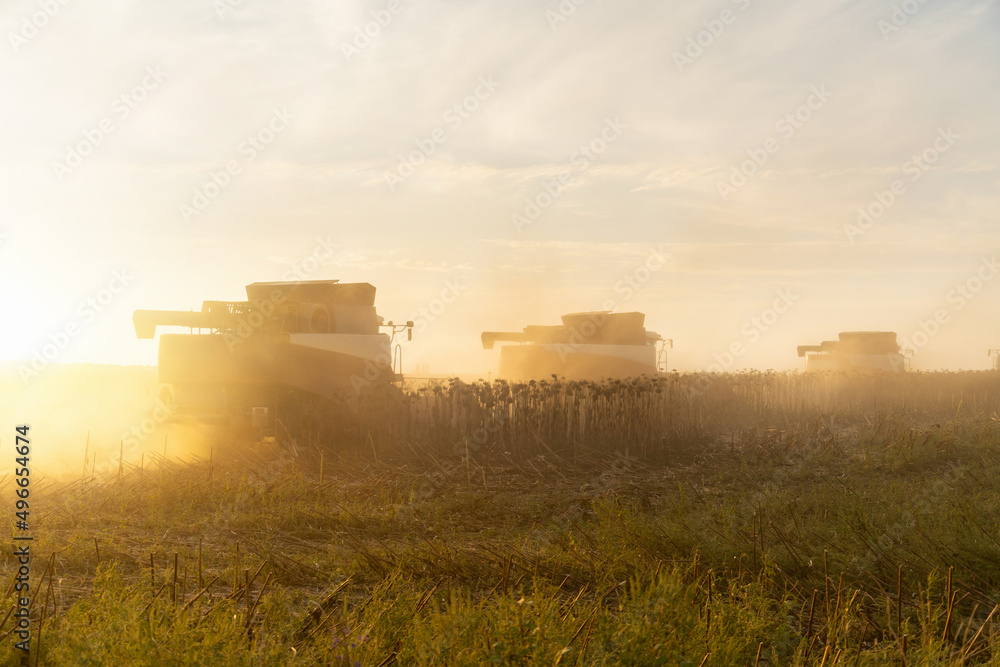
4 372 1000 664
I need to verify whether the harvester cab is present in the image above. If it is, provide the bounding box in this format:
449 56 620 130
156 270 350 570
482 311 668 380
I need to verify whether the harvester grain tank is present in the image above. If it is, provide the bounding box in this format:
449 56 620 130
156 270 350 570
481 311 669 380
132 280 412 426
797 331 907 372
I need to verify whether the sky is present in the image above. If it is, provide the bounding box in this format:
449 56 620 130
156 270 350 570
1 0 999 376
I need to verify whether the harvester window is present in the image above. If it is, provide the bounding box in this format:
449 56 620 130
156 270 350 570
310 306 331 334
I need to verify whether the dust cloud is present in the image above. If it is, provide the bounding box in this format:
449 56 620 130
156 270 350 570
0 364 212 479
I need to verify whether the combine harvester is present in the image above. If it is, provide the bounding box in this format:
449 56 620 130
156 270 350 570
133 280 412 437
797 331 908 373
481 311 670 380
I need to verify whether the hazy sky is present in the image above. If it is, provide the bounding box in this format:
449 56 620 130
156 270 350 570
1 0 998 375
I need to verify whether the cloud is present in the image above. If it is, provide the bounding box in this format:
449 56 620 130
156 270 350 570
1 0 998 371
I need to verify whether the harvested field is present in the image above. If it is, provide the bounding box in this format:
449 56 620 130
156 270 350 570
3 372 1000 664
